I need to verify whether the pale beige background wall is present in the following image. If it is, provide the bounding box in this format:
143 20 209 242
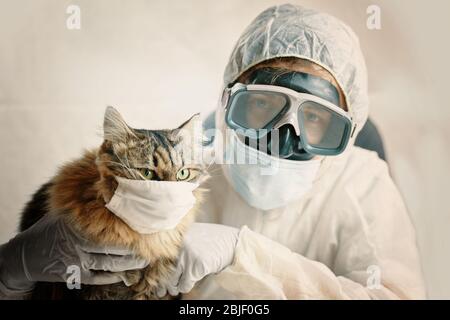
0 0 449 298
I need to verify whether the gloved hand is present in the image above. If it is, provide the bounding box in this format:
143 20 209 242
157 222 240 297
0 214 149 298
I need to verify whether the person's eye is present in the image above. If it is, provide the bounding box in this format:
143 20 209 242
305 112 320 123
139 168 155 180
250 97 268 109
255 99 267 108
176 168 191 181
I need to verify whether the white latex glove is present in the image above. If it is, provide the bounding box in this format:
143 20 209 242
157 223 240 297
0 214 149 298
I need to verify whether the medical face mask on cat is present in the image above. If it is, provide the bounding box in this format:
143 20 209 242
222 130 322 210
105 177 198 234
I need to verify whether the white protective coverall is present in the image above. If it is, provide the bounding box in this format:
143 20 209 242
186 4 426 299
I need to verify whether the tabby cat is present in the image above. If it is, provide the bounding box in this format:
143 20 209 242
19 106 205 299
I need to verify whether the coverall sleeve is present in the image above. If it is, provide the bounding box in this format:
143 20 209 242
213 164 426 300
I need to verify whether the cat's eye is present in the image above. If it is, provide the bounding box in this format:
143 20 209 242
139 168 154 180
176 168 191 181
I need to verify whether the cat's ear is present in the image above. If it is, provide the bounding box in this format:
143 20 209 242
174 113 203 147
103 106 135 142
177 113 200 132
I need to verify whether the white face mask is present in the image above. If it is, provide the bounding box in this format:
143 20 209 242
222 131 322 211
105 177 199 234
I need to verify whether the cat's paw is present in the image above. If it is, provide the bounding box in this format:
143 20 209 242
123 269 142 286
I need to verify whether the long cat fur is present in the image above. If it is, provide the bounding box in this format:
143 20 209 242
19 107 205 299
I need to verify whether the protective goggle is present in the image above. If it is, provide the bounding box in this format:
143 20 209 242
223 83 356 156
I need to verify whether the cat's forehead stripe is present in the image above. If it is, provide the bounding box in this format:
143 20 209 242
156 131 177 166
155 146 174 171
